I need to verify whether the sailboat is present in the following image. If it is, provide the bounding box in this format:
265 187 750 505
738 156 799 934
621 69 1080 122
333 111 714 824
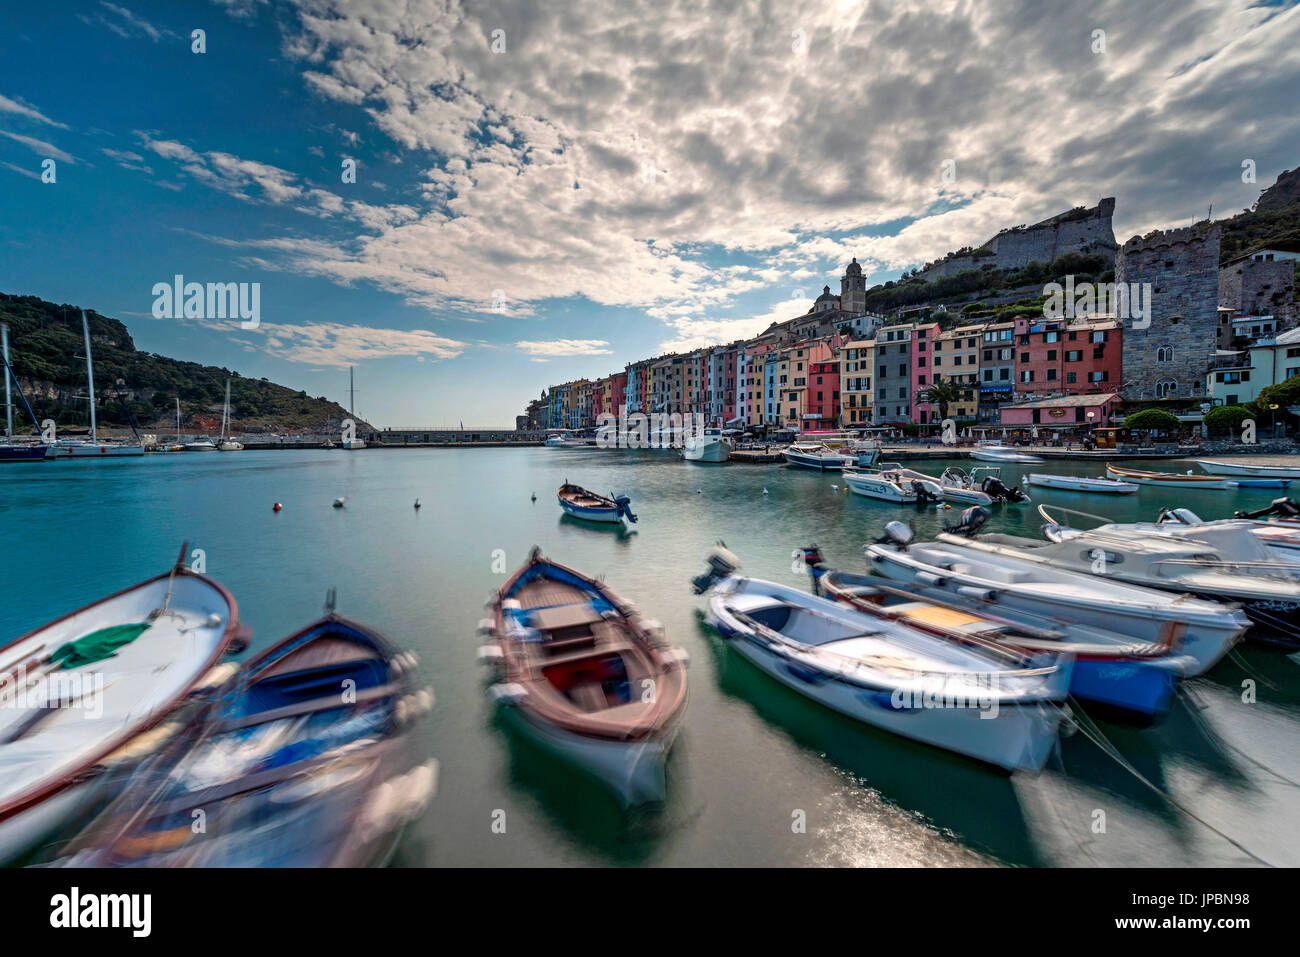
0 324 50 462
164 399 185 452
342 366 366 450
46 313 145 457
217 379 243 451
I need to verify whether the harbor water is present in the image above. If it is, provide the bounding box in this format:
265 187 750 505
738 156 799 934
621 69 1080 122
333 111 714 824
3 448 1299 867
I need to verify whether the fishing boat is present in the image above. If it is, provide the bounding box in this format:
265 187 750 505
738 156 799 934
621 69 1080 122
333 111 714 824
783 442 853 470
843 466 943 504
53 594 433 867
800 547 1192 720
480 549 688 805
45 313 145 458
1196 459 1300 480
1026 473 1139 494
865 518 1248 671
0 545 246 864
1105 463 1232 489
968 446 1043 463
692 548 1072 772
683 427 730 463
216 380 243 451
557 482 638 524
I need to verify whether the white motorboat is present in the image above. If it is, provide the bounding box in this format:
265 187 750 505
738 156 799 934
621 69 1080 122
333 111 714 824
934 466 1030 505
1105 463 1232 489
1027 473 1139 494
1196 459 1300 480
865 522 1248 673
0 550 245 863
544 430 593 449
683 428 730 463
182 438 218 452
783 443 853 470
969 446 1043 463
843 467 942 504
692 549 1072 772
931 509 1300 644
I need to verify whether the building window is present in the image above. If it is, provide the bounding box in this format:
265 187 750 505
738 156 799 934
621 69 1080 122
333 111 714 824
1155 379 1178 397
1066 372 1077 384
1156 346 1173 362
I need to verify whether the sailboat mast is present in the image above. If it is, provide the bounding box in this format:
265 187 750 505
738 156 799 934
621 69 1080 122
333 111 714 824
2 324 11 440
81 311 96 441
221 379 230 441
176 397 181 444
350 366 355 415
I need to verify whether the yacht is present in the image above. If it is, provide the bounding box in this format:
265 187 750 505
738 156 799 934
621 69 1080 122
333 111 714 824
216 380 243 451
783 442 853 470
45 313 145 457
843 466 942 504
683 427 730 463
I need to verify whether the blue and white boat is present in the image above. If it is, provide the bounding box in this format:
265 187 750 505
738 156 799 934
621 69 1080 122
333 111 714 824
557 482 637 524
692 548 1073 772
802 548 1190 721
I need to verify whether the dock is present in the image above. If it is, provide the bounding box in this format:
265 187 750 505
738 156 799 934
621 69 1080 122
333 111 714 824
731 449 787 463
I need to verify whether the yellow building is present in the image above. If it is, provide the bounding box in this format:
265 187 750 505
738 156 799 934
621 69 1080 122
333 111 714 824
930 326 982 422
840 339 874 428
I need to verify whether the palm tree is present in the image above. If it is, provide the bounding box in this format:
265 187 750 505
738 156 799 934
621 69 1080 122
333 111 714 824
917 377 962 424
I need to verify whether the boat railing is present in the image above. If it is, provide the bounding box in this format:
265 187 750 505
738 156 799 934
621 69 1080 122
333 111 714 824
1037 503 1114 529
1148 557 1300 579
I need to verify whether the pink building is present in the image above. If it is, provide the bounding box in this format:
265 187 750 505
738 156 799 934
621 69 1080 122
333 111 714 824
910 321 940 425
1000 392 1121 430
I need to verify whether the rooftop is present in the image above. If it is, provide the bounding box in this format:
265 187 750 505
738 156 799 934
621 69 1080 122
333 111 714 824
1005 392 1120 410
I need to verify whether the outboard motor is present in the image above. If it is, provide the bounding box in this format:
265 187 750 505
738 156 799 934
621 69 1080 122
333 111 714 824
981 475 1028 504
1235 497 1300 520
798 545 827 593
872 521 914 550
692 543 742 594
945 505 990 538
613 495 638 523
913 481 942 506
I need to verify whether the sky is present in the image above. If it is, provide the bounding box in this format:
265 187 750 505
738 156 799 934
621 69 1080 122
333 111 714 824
1 0 1299 427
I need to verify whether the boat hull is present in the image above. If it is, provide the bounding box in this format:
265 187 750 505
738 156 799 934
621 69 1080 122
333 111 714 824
48 443 146 457
1069 657 1179 718
1106 465 1233 489
0 445 49 462
709 615 1063 772
557 499 625 522
844 473 917 503
502 703 673 806
1027 473 1139 494
970 449 1042 463
683 440 730 463
784 451 850 470
1196 459 1300 479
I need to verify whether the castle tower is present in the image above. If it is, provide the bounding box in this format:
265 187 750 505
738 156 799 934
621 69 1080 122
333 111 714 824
1116 224 1221 401
840 257 866 314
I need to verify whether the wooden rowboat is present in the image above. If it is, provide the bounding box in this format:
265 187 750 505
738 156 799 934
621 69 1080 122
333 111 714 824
1027 473 1139 494
55 597 433 867
557 482 637 523
0 545 247 864
480 549 688 805
1105 463 1233 489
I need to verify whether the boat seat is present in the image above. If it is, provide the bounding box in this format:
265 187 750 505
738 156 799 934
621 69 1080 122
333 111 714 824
570 682 609 712
531 603 605 632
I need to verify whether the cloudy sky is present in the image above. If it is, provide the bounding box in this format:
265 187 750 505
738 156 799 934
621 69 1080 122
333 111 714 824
2 0 1298 425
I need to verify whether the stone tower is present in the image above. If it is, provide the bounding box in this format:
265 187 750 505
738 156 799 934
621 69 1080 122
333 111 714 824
1115 223 1221 401
840 257 866 314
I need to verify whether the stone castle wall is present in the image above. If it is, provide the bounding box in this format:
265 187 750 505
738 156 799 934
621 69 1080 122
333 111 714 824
1219 257 1298 329
918 198 1117 280
1116 223 1221 400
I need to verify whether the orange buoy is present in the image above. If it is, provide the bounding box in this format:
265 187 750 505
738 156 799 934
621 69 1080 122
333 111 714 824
273 502 283 512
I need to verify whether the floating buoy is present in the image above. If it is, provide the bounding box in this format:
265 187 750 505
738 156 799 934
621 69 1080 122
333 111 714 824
530 492 537 502
333 497 346 508
272 502 282 512
831 484 838 491
696 488 702 494
414 499 421 509
762 487 769 495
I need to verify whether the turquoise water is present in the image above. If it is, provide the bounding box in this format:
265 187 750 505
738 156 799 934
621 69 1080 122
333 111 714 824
3 448 1300 867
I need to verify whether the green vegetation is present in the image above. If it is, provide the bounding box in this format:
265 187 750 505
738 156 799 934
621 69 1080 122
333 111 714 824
1203 404 1253 435
916 378 963 421
0 293 363 434
1123 408 1182 431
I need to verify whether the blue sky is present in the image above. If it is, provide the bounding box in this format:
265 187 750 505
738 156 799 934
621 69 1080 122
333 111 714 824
2 0 1298 425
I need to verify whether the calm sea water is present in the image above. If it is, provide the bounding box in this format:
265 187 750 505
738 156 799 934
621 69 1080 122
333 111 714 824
3 448 1300 867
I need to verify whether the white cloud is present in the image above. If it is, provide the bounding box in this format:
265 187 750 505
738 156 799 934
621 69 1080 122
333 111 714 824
199 318 467 367
0 94 67 128
0 130 76 163
515 339 613 357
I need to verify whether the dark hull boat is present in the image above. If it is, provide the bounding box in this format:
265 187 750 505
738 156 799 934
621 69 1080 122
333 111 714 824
55 607 434 867
0 445 48 462
480 549 687 806
557 482 637 524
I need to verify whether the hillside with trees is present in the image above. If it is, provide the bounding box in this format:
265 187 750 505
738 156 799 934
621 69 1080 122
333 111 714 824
0 293 371 436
